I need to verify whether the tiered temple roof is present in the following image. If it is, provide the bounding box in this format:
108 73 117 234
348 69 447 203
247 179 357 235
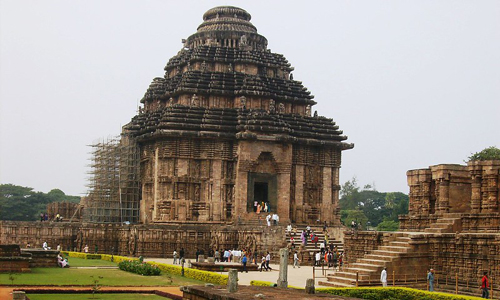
126 6 353 150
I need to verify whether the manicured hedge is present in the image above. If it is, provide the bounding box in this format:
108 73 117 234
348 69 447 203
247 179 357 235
316 287 485 300
60 251 101 260
147 261 228 285
60 252 228 285
119 260 161 276
250 280 275 287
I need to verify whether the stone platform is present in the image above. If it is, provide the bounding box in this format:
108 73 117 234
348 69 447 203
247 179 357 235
0 245 31 273
190 262 258 272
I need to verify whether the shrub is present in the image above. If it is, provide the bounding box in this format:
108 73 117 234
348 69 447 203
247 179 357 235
147 261 228 285
60 251 101 260
316 287 485 300
118 260 161 276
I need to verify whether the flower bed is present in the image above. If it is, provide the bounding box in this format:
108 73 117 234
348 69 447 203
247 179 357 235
316 287 485 300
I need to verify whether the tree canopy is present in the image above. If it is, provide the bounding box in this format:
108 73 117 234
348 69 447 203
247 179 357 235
339 177 409 231
467 146 500 162
0 184 80 221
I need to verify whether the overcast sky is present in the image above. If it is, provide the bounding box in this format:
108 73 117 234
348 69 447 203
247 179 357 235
1 0 499 196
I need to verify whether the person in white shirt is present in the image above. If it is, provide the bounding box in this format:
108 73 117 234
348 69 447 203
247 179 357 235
173 250 178 264
266 214 271 226
315 252 321 266
293 251 300 268
381 267 388 287
42 241 48 250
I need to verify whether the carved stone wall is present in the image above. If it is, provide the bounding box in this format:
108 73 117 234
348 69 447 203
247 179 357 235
0 221 286 262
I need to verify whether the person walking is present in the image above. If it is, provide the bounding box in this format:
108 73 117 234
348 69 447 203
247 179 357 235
260 255 268 271
180 248 185 261
481 271 489 299
427 269 435 292
173 249 178 264
381 267 388 287
265 252 271 270
242 254 248 273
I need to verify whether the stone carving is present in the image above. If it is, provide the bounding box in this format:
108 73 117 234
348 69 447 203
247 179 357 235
201 61 207 72
228 63 233 72
240 96 246 109
269 99 275 114
305 105 311 116
191 94 199 106
128 227 138 256
278 103 285 114
240 34 247 46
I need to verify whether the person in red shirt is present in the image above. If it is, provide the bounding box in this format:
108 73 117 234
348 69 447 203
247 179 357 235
481 271 489 299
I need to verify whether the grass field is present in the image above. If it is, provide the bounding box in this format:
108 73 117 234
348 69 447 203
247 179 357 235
1 267 203 286
27 294 171 300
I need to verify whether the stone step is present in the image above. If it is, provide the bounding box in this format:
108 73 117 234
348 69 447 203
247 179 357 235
329 271 370 280
436 218 458 223
430 223 450 229
364 254 394 261
387 241 409 247
318 280 354 287
358 258 391 265
378 246 409 253
370 250 402 257
424 228 444 233
349 263 383 271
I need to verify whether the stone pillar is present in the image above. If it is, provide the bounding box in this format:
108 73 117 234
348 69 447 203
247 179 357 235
471 175 482 213
198 255 205 263
305 278 315 294
12 291 26 300
437 179 450 215
277 248 288 288
228 269 238 293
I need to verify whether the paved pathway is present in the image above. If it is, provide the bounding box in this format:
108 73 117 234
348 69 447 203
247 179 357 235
0 286 182 300
146 258 336 288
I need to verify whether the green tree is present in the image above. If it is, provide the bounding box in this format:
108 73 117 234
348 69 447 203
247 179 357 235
376 220 399 231
341 209 368 229
339 178 409 229
0 184 80 221
467 146 500 162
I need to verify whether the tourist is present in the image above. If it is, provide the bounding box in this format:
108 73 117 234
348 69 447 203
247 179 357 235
266 214 271 226
56 244 61 251
214 249 220 262
306 225 311 234
56 213 60 222
57 254 69 268
333 250 338 269
196 249 200 262
173 249 178 264
427 269 435 292
381 267 388 287
315 252 321 266
320 241 325 254
40 213 44 222
260 255 268 271
180 248 185 261
242 254 248 273
290 236 295 249
323 221 328 232
272 213 279 225
26 242 31 248
264 202 269 213
339 253 343 270
256 203 262 214
481 271 489 299
84 244 89 253
42 241 49 250
293 251 300 268
223 249 230 262
286 224 292 235
94 245 98 254
253 200 258 212
265 251 271 270
301 230 307 246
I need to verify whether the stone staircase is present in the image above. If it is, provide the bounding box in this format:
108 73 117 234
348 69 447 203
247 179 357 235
424 213 462 233
320 233 413 287
286 226 343 254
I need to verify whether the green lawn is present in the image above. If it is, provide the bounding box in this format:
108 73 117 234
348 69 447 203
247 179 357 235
27 294 171 300
1 267 203 286
64 257 118 267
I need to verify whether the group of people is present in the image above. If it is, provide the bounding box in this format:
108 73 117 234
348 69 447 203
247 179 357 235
380 268 491 299
172 248 185 264
265 213 280 226
39 212 64 222
253 201 270 214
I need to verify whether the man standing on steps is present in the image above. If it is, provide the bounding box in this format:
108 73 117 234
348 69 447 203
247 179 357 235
293 251 300 268
380 267 388 287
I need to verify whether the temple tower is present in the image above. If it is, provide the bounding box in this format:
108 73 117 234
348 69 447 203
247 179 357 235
123 6 353 225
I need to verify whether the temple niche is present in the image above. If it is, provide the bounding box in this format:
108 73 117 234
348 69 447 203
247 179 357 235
123 6 353 225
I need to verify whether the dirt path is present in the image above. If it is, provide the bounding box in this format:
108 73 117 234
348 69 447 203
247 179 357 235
0 286 182 300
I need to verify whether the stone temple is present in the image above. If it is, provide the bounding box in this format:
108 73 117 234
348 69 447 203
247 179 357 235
123 6 353 226
0 6 352 260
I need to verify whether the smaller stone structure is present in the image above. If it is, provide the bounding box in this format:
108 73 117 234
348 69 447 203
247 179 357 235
21 248 60 268
0 245 31 273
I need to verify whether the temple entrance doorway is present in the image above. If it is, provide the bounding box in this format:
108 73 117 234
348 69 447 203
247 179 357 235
247 173 277 213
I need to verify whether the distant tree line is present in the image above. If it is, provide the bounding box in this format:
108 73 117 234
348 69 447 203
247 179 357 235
0 184 80 221
339 177 409 231
467 146 500 162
